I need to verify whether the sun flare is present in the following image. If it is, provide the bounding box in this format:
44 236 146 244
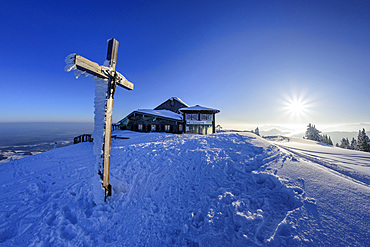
279 90 314 121
288 98 306 115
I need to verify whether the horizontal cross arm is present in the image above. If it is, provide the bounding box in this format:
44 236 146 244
74 55 109 79
116 76 134 90
68 54 134 90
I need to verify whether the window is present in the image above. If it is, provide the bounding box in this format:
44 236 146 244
138 124 143 131
187 125 213 135
186 113 198 120
200 114 213 121
165 125 171 132
151 125 156 131
187 125 199 134
179 124 183 132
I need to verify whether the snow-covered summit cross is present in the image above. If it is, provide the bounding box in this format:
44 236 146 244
65 38 134 201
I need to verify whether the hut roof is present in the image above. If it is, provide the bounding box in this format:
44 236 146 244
179 105 220 113
133 109 183 121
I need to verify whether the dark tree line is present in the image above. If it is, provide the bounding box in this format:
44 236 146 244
305 123 370 152
336 128 370 152
305 123 333 145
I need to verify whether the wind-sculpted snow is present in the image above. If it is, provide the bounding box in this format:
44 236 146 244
108 133 303 246
0 132 369 246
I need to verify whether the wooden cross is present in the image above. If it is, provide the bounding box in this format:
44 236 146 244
66 38 134 200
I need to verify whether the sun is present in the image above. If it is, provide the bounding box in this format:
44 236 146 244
288 98 307 115
279 89 314 121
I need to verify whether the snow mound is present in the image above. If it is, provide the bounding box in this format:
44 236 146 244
108 133 303 246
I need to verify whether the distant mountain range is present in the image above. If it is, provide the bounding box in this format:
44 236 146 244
260 128 291 136
258 123 370 146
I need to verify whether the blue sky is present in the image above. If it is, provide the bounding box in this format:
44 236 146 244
1 0 369 131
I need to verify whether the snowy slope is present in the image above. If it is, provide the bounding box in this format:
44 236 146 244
263 136 370 246
265 136 370 185
0 131 369 246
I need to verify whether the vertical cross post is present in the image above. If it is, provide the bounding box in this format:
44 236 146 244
102 38 119 199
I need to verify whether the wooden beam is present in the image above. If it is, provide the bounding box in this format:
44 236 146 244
101 38 120 200
102 79 114 198
107 38 119 71
74 55 109 79
107 39 133 90
116 77 134 90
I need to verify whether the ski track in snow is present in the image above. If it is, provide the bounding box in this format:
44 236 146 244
263 136 370 246
0 131 369 246
268 137 370 186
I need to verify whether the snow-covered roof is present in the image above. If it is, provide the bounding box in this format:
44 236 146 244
134 109 183 121
179 105 220 113
170 97 189 107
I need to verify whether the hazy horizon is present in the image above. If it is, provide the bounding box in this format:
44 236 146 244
1 121 369 138
0 121 368 164
0 122 94 146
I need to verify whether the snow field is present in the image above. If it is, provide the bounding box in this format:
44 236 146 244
108 133 304 246
263 136 370 246
267 136 370 185
0 144 96 246
1 131 369 246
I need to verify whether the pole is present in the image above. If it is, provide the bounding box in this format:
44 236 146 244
102 38 119 201
102 77 116 200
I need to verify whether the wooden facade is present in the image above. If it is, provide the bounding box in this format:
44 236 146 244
121 110 184 134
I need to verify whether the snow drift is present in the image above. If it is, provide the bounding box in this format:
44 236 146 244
0 131 369 246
